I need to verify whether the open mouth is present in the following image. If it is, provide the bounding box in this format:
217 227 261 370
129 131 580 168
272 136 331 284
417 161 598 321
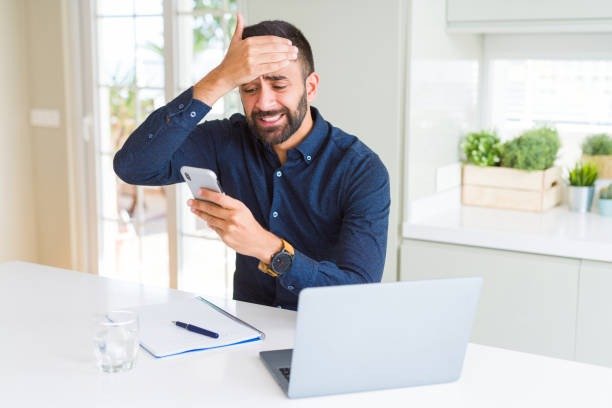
256 112 285 127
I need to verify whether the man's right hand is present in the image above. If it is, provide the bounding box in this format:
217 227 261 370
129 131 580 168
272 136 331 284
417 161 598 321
193 13 299 106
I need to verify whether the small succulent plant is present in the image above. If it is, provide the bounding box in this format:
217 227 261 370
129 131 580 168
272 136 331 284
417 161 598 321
601 184 612 200
568 162 598 187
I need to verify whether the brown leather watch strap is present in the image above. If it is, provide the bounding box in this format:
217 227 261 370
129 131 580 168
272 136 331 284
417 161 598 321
258 239 294 278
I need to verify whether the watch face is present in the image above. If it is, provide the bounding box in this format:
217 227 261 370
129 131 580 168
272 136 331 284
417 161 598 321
271 251 293 275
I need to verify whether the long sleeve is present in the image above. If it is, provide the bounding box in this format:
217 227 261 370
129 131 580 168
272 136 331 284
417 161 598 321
112 94 391 310
277 153 390 295
113 87 213 186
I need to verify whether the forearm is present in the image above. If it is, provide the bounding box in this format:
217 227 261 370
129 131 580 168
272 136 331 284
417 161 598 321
278 248 385 294
193 68 236 107
113 87 211 185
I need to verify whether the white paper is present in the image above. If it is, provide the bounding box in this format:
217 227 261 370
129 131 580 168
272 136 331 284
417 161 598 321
134 297 263 358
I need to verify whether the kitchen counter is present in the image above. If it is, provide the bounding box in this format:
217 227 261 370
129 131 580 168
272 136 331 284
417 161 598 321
403 190 612 263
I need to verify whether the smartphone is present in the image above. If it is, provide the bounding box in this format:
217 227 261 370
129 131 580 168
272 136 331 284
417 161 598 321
180 166 223 200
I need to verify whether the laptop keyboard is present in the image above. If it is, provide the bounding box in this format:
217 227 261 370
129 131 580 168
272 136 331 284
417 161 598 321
279 367 291 381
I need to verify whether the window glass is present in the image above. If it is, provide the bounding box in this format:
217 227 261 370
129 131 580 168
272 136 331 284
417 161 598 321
489 59 612 167
93 0 237 297
176 0 238 297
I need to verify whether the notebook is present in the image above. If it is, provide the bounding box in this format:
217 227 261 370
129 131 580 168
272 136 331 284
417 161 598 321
134 297 265 358
260 277 483 398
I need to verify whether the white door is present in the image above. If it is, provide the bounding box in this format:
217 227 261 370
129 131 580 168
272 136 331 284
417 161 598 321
81 0 239 298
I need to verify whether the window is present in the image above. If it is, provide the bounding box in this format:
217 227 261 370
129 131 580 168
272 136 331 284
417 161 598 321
175 0 239 298
96 0 167 287
88 0 238 298
483 34 612 168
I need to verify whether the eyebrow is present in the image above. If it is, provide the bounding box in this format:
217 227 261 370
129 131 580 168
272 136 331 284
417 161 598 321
240 75 290 88
262 75 289 81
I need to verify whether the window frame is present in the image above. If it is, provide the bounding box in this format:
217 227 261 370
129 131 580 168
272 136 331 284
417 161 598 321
72 0 243 296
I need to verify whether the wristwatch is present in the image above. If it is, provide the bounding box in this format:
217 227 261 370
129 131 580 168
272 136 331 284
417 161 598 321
258 239 295 278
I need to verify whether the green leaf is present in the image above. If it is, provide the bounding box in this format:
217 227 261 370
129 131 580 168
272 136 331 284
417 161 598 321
569 162 598 186
460 131 501 167
500 127 560 171
600 183 612 199
582 134 612 155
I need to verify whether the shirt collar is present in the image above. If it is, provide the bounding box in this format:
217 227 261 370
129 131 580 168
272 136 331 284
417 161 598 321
251 106 329 166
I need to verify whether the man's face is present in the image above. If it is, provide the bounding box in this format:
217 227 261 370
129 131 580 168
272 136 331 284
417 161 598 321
239 62 308 146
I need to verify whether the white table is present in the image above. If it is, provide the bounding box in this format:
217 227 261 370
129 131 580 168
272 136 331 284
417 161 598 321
1 261 612 407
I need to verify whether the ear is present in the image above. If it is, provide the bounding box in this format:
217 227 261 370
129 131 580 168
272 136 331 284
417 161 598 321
305 72 320 103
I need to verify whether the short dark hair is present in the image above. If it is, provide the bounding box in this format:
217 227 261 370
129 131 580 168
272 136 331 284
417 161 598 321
242 20 314 78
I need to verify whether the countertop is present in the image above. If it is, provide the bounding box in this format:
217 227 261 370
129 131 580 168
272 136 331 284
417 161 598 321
403 190 612 263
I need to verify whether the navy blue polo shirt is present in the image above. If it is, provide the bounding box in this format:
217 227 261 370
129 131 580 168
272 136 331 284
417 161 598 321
114 87 390 310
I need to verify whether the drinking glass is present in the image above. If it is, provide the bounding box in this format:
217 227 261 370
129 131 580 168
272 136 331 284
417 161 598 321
93 310 139 373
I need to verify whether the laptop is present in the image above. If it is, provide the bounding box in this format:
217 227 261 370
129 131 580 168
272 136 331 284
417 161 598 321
260 277 482 398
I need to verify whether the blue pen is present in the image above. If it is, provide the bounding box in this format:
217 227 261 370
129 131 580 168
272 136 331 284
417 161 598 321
172 320 220 339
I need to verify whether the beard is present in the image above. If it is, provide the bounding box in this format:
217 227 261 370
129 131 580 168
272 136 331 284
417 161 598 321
246 90 308 146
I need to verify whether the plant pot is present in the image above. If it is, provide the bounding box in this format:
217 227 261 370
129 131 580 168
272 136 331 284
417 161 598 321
461 165 561 212
582 155 612 179
567 186 595 213
600 199 612 217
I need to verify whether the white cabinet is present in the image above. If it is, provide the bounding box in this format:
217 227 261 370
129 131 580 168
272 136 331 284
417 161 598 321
576 260 612 366
401 239 580 360
447 0 612 32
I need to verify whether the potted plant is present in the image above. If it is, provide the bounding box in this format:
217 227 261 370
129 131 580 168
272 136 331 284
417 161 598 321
500 127 560 171
461 127 562 212
567 162 598 212
461 130 501 167
599 183 612 217
582 134 612 179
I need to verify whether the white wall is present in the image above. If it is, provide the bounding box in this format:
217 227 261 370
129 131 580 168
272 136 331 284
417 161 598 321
0 0 38 263
405 0 482 204
0 0 484 280
245 0 407 282
0 0 76 269
26 0 73 269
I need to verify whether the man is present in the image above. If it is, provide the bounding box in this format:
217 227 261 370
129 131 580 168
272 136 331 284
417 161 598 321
114 15 390 310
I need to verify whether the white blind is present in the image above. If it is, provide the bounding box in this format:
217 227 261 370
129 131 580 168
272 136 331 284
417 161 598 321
484 34 612 166
492 60 612 127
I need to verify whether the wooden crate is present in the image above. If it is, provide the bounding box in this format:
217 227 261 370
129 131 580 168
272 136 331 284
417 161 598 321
462 164 562 212
582 155 612 179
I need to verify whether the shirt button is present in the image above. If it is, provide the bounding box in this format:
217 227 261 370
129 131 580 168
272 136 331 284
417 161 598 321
276 171 282 177
306 155 312 161
190 111 196 118
272 211 278 218
148 133 153 139
287 285 295 291
178 103 184 109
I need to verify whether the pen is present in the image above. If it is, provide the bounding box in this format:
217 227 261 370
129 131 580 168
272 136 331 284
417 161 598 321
172 320 219 339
